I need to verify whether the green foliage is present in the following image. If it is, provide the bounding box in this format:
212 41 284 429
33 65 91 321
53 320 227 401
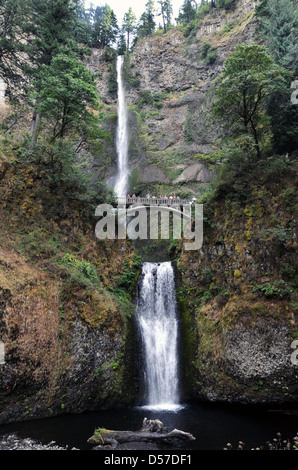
61 253 99 286
137 0 156 39
33 53 99 140
212 43 289 159
157 0 173 33
19 228 62 259
201 42 217 64
0 0 31 97
18 140 115 215
253 280 294 299
91 4 119 48
281 188 296 208
117 32 127 55
216 0 235 8
126 76 141 88
122 7 137 51
266 78 298 154
108 67 118 93
112 255 142 294
259 226 293 245
27 0 81 69
138 89 167 109
102 46 118 63
177 0 198 24
254 0 298 73
73 1 94 46
253 1 298 153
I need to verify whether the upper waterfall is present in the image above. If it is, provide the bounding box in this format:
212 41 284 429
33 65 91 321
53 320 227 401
114 55 129 197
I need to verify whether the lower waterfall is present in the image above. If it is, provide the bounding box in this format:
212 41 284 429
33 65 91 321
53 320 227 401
136 261 181 410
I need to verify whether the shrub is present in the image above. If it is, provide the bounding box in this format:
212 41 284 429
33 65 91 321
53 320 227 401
201 41 217 64
253 280 293 299
61 253 99 286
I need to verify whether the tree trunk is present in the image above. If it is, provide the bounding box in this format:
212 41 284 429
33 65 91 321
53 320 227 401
162 11 166 33
250 118 261 159
29 110 41 150
88 418 195 449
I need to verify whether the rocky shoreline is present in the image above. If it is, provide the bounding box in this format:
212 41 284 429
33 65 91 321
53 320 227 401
0 433 71 450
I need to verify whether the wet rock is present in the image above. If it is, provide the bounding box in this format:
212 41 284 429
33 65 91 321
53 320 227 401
0 433 68 450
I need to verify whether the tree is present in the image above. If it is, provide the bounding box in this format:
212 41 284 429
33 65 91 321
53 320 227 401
26 0 81 69
122 7 137 51
33 54 99 141
138 0 156 38
177 0 197 24
117 31 127 55
25 0 85 148
74 1 94 46
266 79 298 154
0 0 31 98
255 0 298 73
157 0 173 32
216 0 235 7
254 0 298 153
91 4 119 48
212 43 289 159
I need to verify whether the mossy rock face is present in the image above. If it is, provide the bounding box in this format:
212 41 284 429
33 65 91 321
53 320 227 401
175 160 298 404
0 155 140 424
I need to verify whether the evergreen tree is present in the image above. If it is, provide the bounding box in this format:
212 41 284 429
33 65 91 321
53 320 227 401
157 0 173 32
25 0 90 148
33 53 99 140
122 7 137 51
26 0 80 69
255 0 298 73
254 0 298 153
177 0 197 24
216 0 235 7
0 0 31 98
74 1 94 46
91 4 119 48
138 0 156 38
117 31 127 55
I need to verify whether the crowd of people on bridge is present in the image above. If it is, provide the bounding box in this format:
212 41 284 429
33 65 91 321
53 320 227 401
125 193 198 204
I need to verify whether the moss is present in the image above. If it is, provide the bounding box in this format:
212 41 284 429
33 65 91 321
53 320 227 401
90 427 114 444
0 146 140 418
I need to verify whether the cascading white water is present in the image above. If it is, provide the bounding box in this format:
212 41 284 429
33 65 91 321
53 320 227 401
137 262 181 410
114 55 129 197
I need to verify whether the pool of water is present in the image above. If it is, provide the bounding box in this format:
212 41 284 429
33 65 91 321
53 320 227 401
0 402 297 450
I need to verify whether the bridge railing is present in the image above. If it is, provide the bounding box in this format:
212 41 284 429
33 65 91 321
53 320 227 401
117 197 193 206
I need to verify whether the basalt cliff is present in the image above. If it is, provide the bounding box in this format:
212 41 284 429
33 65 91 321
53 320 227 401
0 0 297 425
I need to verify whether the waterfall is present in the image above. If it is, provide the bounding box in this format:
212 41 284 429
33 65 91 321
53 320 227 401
136 262 181 410
114 55 129 197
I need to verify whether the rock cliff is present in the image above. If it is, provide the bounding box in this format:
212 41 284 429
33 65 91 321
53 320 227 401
0 0 296 426
90 0 257 197
175 156 298 403
0 159 140 424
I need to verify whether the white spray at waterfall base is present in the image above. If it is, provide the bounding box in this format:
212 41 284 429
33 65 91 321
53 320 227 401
136 262 183 411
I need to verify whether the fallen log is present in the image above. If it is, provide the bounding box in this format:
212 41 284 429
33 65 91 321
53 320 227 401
88 418 195 449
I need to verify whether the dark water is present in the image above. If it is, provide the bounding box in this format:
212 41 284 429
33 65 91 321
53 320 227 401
0 402 297 451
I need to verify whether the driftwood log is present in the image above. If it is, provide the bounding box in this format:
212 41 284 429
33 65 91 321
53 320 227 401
88 418 195 449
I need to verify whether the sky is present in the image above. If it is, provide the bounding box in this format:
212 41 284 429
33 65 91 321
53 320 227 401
86 0 183 26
